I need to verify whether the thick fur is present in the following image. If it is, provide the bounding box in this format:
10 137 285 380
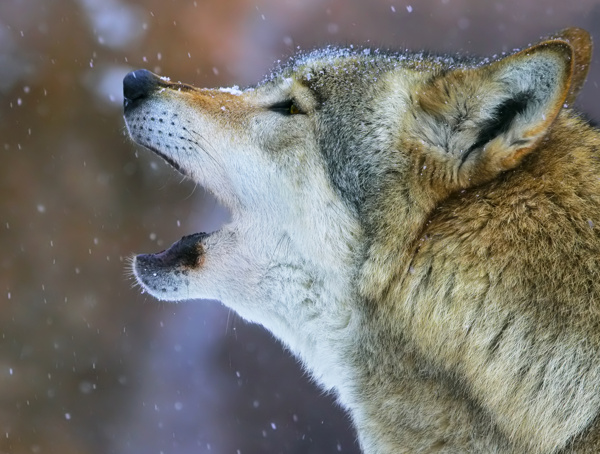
123 28 600 453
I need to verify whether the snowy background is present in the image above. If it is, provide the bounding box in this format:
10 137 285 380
1 1 599 453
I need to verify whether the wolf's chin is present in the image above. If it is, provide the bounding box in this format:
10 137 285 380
132 232 210 298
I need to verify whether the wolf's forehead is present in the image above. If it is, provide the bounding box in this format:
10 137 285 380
277 47 467 81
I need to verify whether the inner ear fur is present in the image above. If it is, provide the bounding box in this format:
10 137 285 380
412 27 591 190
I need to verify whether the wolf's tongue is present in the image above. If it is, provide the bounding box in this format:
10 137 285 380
136 232 208 272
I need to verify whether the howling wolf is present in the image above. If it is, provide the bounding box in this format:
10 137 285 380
123 28 600 453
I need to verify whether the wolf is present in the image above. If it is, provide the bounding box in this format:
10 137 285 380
123 28 600 453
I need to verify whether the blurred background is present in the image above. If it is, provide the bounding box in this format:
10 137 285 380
1 0 599 453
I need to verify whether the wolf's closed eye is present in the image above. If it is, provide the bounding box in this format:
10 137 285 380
269 99 303 115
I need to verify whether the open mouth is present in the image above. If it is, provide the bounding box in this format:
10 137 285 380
123 69 233 297
126 151 229 295
128 171 229 298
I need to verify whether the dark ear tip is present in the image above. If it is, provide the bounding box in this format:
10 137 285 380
547 28 593 105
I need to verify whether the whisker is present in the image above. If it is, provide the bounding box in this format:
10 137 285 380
182 125 222 170
182 180 199 200
124 255 143 291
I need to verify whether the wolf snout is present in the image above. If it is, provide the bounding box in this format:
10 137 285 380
123 69 162 106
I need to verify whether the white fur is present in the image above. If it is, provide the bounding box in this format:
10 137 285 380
126 81 364 404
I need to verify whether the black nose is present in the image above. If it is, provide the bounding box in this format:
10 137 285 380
123 69 161 104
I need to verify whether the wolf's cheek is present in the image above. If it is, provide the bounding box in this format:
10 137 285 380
132 233 208 300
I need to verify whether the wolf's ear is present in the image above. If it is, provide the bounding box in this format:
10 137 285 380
412 27 591 188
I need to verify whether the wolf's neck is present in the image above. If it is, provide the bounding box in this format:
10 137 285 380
252 238 362 400
220 209 363 402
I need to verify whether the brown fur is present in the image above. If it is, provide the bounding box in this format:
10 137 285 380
357 29 600 453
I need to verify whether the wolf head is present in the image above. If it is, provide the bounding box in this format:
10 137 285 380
124 25 589 368
124 28 589 307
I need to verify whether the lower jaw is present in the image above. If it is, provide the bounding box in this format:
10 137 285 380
135 232 209 276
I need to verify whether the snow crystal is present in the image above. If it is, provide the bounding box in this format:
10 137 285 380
218 85 243 96
79 381 94 394
406 5 413 12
